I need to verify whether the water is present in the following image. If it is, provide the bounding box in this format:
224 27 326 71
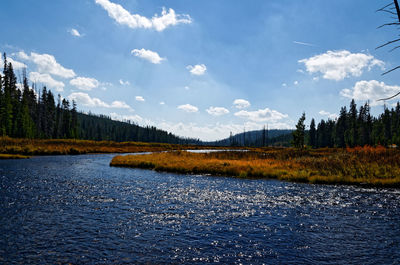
1 154 399 264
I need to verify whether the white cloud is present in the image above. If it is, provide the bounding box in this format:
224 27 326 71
234 108 288 122
282 83 287 87
17 51 76 78
70 77 99 91
29 72 65 92
340 80 400 106
187 64 207 75
131 48 165 64
95 0 192 31
319 110 338 120
233 99 250 109
0 54 27 70
119 79 130 86
206 106 230 116
69 28 82 37
294 80 299 85
110 100 132 109
158 121 292 142
160 101 165 105
135 96 145 102
68 92 132 109
177 104 198 113
299 50 385 81
110 112 143 124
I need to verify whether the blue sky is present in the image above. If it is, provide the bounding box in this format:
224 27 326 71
1 0 400 140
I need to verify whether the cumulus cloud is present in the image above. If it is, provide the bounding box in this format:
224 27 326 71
68 92 132 109
340 80 400 106
70 77 99 91
119 79 130 86
131 48 165 64
299 50 384 81
187 64 207 75
234 108 288 122
319 110 338 120
29 72 65 92
69 28 82 37
17 51 76 78
110 112 143 124
206 106 230 116
233 99 250 109
160 101 165 105
177 104 198 113
95 0 192 31
158 121 293 142
0 54 27 70
135 96 145 102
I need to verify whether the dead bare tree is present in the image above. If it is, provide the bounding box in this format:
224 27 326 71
376 0 400 75
376 0 400 101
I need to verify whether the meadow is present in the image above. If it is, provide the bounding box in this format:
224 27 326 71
111 146 400 187
0 137 221 156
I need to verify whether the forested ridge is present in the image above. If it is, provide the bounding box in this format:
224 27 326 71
305 99 400 148
0 53 199 144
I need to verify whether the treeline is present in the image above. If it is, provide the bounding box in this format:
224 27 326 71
212 129 293 147
77 113 200 144
0 53 199 144
0 54 78 138
306 99 400 148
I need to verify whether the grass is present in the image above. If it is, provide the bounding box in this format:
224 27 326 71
110 146 400 187
0 153 30 159
0 136 230 156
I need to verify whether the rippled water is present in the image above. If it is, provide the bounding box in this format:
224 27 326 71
1 154 399 264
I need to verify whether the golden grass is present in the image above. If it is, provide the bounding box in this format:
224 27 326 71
0 137 229 156
110 147 400 187
0 153 30 159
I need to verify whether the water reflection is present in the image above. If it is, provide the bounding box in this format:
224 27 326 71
0 154 399 264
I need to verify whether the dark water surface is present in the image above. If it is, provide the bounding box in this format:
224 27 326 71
1 154 399 264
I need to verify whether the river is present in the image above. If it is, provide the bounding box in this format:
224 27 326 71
1 154 399 264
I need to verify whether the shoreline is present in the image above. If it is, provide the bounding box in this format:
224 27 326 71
110 149 400 188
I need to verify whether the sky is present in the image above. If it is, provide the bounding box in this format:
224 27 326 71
1 0 400 141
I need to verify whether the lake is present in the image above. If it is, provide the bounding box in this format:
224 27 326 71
1 154 399 264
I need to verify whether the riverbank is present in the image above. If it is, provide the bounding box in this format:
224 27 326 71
110 146 400 187
0 137 230 156
0 154 30 159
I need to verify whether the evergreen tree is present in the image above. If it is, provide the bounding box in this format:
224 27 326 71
309 118 316 148
347 99 358 146
292 112 306 148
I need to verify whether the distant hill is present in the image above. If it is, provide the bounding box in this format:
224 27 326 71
77 112 201 144
208 129 293 147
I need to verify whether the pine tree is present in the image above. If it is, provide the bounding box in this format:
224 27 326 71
292 112 306 149
70 100 78 138
335 107 347 147
309 118 316 148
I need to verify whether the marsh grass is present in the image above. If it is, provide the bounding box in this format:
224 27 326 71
0 154 30 159
111 147 400 187
0 137 222 156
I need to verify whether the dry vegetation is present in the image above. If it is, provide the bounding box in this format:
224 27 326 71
0 137 224 156
111 146 400 187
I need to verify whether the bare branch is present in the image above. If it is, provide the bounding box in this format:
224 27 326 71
389 45 400 51
376 2 394 12
378 91 400 101
377 22 400 29
395 0 400 22
376 38 400 49
382 65 400 75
